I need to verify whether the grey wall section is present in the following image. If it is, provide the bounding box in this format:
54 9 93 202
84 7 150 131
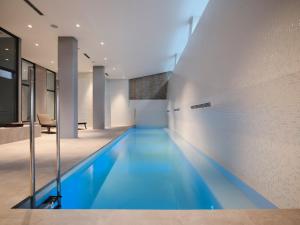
129 72 169 100
58 37 78 138
35 65 47 117
93 66 105 129
168 0 300 208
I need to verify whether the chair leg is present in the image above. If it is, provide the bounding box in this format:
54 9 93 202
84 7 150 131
47 127 50 133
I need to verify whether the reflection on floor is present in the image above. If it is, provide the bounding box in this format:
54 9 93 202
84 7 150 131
0 127 128 209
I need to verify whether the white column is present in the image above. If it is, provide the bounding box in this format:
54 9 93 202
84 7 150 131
58 37 78 138
93 66 105 129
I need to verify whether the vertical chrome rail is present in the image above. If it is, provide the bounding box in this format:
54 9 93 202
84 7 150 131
134 108 137 127
29 71 36 208
55 78 62 207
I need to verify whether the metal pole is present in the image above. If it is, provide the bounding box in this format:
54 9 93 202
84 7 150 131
55 78 62 207
29 70 36 208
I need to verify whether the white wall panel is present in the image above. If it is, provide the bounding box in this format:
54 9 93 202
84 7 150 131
168 0 300 208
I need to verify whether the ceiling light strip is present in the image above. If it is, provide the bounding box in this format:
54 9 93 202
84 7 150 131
24 0 44 16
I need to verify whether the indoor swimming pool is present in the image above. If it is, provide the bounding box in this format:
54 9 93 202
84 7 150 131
16 128 276 209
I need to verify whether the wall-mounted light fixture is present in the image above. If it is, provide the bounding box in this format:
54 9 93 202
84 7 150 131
191 102 211 109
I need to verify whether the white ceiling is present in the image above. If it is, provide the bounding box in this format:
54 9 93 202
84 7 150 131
0 0 209 78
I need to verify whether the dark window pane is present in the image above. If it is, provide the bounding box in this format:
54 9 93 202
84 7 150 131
0 69 17 124
0 29 18 125
0 29 17 71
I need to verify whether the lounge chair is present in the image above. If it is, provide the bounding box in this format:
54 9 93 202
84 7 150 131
37 114 88 133
37 114 56 133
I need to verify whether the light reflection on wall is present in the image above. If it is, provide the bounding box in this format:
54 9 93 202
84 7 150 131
165 0 210 71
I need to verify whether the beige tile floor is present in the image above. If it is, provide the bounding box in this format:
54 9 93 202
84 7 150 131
0 127 299 225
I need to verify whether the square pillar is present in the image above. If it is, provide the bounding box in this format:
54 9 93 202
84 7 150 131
58 37 78 138
93 66 105 129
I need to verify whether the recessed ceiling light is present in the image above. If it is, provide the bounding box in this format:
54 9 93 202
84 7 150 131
27 24 33 28
50 60 54 64
113 67 116 71
4 58 9 61
4 48 9 51
100 41 105 46
76 24 80 28
35 43 39 47
104 57 107 61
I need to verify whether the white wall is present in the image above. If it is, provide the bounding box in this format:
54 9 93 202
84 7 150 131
130 100 168 128
109 79 134 127
79 76 167 129
168 0 300 208
107 79 168 128
78 72 93 128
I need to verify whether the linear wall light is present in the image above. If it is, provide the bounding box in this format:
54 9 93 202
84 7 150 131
191 102 211 109
83 53 90 59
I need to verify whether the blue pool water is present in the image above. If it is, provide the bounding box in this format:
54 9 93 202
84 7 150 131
61 128 220 209
17 128 276 209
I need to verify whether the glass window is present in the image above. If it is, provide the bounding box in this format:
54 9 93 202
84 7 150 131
46 70 56 119
46 70 55 91
46 91 55 119
21 85 30 122
21 60 34 122
0 29 18 124
0 29 17 71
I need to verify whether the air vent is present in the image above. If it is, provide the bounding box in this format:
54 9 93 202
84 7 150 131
24 0 44 16
83 53 90 59
174 108 180 112
191 102 211 109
